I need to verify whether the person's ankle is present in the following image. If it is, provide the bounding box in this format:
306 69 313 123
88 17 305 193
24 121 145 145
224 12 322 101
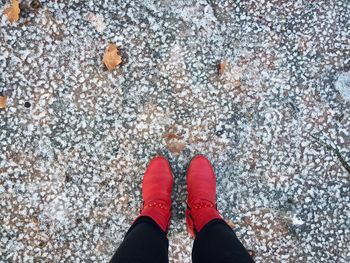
135 201 171 232
186 199 223 236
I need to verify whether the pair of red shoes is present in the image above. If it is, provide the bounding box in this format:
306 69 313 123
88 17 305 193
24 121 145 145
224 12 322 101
135 155 223 237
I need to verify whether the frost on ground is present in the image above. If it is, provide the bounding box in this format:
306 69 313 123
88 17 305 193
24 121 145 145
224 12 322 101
335 72 350 102
0 0 349 262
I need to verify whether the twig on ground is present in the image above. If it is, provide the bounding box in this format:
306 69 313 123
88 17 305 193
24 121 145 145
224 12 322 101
310 134 350 176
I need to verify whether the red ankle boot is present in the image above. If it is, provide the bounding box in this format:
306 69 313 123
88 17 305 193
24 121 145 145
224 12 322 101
186 155 223 237
135 156 173 232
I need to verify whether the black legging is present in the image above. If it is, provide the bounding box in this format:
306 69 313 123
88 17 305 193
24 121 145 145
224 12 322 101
110 217 254 263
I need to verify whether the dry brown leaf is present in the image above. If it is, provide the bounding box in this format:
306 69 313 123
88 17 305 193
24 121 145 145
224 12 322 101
233 80 241 88
226 220 235 229
218 59 228 75
30 0 41 10
247 249 256 258
103 43 122 71
243 216 252 225
167 141 185 155
164 133 182 140
4 0 20 23
0 96 8 109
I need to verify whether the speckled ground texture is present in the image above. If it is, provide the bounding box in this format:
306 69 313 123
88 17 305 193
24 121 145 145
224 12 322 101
1 0 350 262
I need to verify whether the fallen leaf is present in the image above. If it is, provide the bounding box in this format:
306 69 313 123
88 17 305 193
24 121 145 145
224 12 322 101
0 96 8 109
103 43 122 71
164 133 182 140
298 37 308 54
247 249 256 258
4 0 20 23
167 141 185 155
243 216 252 225
31 215 40 231
30 0 41 10
218 59 227 75
164 126 186 155
233 80 241 88
226 220 235 229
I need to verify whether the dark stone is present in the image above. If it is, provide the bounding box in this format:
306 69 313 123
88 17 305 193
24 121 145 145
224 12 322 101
65 175 72 183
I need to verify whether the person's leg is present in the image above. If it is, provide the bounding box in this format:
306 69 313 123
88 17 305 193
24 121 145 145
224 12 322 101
110 156 173 263
192 219 254 263
186 155 254 263
110 216 168 263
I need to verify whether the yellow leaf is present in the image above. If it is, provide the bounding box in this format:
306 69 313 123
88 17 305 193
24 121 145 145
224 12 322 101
0 96 8 109
103 43 122 71
4 0 20 23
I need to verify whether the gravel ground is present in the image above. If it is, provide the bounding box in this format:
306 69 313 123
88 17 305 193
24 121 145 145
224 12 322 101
1 0 350 262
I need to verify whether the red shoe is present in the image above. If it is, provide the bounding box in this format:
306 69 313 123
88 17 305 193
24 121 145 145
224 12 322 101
135 156 173 232
186 155 223 237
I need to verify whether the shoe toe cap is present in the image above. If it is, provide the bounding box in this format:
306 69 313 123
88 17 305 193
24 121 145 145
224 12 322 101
188 155 214 176
147 156 172 174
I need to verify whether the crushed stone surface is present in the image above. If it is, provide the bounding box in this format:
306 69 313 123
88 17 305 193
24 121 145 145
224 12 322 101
0 0 349 262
